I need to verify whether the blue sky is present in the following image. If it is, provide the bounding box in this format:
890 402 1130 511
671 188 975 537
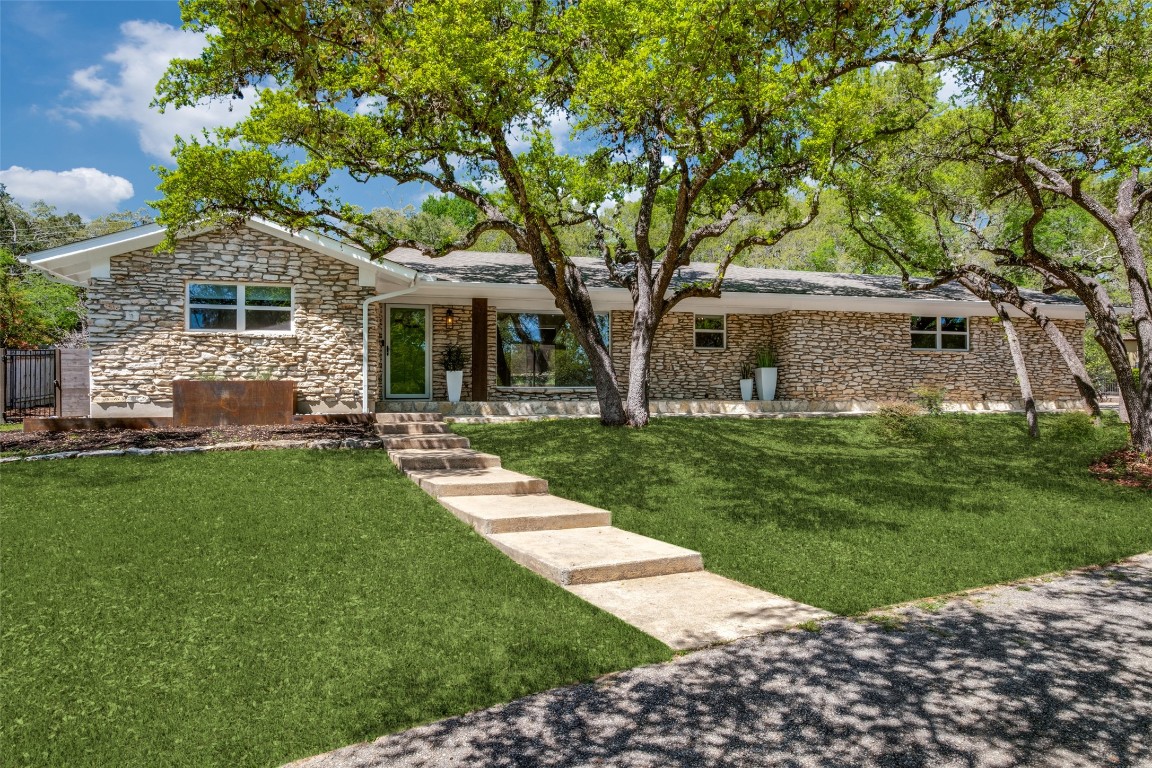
0 1 425 219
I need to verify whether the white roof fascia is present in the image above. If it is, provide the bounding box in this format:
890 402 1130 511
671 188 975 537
407 280 1087 320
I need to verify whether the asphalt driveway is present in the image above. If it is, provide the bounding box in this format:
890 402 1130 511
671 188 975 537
291 554 1152 768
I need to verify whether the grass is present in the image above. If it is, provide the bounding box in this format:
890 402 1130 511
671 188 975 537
0 422 23 432
455 412 1151 616
1 451 671 768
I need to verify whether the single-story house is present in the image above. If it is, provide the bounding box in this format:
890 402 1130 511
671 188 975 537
23 218 1088 417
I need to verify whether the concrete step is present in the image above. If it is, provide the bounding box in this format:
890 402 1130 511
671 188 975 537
408 467 547 498
389 448 501 472
440 493 611 535
485 526 703 586
382 434 470 450
374 412 444 423
568 571 833 650
374 422 450 435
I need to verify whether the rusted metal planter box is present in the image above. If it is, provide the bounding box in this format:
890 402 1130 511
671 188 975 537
173 380 296 426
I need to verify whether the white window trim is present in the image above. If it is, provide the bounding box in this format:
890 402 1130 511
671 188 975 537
694 313 727 350
910 315 969 352
495 309 611 390
185 281 294 334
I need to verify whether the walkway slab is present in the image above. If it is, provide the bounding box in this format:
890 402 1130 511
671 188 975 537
374 422 450 435
388 448 501 472
568 571 833 650
381 434 470 450
409 467 547 497
486 526 703 585
440 493 611 535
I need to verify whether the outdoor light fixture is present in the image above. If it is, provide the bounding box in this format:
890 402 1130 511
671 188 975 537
445 309 455 327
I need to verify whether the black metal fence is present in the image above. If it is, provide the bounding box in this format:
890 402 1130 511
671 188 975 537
2 348 58 421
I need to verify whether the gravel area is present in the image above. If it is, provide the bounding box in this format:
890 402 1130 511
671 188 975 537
290 554 1152 768
0 423 376 456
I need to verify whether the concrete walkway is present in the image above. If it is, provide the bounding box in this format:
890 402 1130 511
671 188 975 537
378 413 829 650
289 553 1152 768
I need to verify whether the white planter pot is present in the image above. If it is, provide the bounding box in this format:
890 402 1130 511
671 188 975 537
739 378 754 401
755 367 778 401
445 370 464 404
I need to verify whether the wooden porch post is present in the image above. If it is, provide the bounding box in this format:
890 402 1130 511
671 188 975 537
472 298 488 401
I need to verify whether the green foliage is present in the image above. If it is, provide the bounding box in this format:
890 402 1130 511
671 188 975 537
740 361 754 380
755 348 777 368
912 385 948 415
2 452 669 766
457 414 1145 616
0 249 82 348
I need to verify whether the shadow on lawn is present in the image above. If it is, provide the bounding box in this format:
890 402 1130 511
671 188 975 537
469 416 1128 535
293 558 1152 768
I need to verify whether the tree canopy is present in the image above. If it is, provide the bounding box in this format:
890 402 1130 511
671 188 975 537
155 0 971 425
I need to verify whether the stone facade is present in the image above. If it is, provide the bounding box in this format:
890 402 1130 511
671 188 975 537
436 308 1084 404
87 228 382 416
767 310 1082 402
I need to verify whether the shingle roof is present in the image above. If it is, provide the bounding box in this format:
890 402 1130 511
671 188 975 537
385 249 1083 306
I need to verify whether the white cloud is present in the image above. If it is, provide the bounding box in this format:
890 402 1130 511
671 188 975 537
506 109 572 154
61 20 255 160
937 67 971 105
0 166 134 218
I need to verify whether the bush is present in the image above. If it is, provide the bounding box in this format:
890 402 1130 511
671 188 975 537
912 385 948 415
875 400 926 439
1049 411 1102 442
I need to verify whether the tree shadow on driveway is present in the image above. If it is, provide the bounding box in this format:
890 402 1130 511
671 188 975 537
291 555 1152 768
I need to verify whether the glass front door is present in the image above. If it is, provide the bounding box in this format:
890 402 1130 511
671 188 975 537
386 305 429 398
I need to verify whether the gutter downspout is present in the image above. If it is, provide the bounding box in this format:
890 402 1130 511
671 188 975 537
362 280 419 414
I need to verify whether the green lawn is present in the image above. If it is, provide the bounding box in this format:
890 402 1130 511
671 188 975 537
1 451 670 768
456 412 1151 615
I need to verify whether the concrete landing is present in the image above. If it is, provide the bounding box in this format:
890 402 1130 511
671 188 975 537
389 448 501 472
568 571 833 650
486 526 703 585
409 467 548 497
441 493 611 535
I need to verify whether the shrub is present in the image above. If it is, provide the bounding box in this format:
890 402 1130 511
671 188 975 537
912 385 948 415
875 400 926 439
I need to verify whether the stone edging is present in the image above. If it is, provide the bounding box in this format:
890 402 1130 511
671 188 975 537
0 437 386 463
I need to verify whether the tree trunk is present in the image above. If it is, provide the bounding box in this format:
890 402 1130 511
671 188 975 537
996 304 1039 438
1000 294 1103 421
623 305 658 427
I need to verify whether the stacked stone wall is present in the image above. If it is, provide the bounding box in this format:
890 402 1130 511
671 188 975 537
767 310 1083 402
87 228 381 415
458 308 1084 404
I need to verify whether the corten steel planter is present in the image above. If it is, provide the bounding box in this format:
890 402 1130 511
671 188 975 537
173 380 296 426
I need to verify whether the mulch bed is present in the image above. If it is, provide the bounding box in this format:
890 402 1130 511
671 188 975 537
1090 448 1152 490
0 423 377 457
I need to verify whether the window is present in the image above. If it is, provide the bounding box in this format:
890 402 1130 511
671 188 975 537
911 316 968 351
694 314 726 349
496 312 609 387
187 283 292 332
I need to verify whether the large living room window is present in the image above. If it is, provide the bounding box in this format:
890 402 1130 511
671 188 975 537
911 316 968 351
496 312 609 387
187 283 292 332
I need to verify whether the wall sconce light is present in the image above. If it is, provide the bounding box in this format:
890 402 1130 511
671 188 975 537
445 309 455 327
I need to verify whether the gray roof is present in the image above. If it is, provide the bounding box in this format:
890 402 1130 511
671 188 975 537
385 249 1083 306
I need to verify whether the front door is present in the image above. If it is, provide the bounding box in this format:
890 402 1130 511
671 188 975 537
385 305 430 398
